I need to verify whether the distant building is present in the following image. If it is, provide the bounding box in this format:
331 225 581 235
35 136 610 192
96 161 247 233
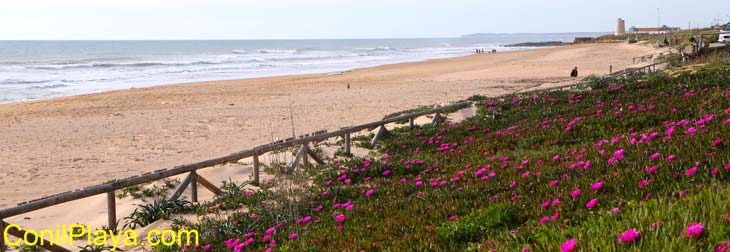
616 18 626 36
628 25 681 34
713 22 730 30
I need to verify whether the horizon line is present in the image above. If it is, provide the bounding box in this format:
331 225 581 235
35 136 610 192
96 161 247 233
0 32 614 41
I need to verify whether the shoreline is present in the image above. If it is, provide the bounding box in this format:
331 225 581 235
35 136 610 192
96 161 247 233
0 43 658 213
0 44 543 106
1 39 549 105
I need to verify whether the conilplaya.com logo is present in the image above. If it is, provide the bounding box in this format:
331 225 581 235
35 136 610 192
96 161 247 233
3 224 199 251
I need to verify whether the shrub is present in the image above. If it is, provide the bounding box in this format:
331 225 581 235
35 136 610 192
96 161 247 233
123 197 193 229
437 202 522 242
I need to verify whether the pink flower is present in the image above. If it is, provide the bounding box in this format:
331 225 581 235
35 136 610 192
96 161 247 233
448 215 457 221
639 179 651 188
365 189 374 196
336 225 344 231
586 198 597 209
665 127 675 135
335 214 345 223
685 167 698 176
571 188 581 198
685 223 704 239
650 152 661 159
561 239 576 252
203 244 212 251
550 180 559 186
289 233 299 240
645 166 658 174
265 227 276 234
716 241 730 252
551 198 561 206
665 155 676 161
591 182 604 191
713 139 723 146
617 229 641 243
541 201 550 208
539 216 550 224
686 127 697 134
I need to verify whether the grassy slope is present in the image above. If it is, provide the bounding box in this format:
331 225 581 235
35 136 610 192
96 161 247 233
151 59 730 252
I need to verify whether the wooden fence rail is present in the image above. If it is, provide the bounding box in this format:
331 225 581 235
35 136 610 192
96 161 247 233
0 61 666 252
632 50 676 64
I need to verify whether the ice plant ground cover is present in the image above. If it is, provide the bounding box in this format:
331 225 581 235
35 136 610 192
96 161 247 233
151 59 730 251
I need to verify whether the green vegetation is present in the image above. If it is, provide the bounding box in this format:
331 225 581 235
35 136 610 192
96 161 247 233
145 55 730 251
123 198 194 229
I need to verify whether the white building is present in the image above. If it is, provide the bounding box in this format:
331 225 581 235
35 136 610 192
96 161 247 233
616 18 626 36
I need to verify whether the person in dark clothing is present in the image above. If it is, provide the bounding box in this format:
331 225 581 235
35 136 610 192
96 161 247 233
570 67 578 77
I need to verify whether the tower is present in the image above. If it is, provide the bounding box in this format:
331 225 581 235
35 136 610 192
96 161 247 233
616 18 626 36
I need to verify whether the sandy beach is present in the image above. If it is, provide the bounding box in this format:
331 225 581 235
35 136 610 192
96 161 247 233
0 43 658 230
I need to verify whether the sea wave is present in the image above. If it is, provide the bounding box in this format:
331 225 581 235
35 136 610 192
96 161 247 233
0 79 54 85
29 84 70 89
256 49 300 54
26 60 236 70
352 46 400 53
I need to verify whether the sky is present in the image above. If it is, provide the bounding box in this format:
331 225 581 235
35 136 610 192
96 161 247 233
1 0 729 40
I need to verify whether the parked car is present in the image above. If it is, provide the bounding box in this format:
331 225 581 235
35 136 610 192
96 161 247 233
720 23 730 43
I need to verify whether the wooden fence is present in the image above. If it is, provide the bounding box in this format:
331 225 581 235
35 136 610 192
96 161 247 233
631 50 676 64
0 61 666 252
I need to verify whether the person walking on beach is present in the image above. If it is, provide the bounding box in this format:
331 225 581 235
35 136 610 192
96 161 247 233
570 67 578 77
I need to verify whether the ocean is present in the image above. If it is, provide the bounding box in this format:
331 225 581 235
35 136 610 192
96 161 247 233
0 33 608 103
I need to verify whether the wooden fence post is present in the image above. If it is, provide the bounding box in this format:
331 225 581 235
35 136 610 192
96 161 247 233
302 144 310 171
253 155 260 185
195 175 222 195
409 118 415 128
106 191 116 231
304 145 325 165
610 65 613 74
0 220 5 252
371 125 388 146
431 113 441 125
290 144 307 172
344 133 351 154
170 172 194 200
190 171 198 203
